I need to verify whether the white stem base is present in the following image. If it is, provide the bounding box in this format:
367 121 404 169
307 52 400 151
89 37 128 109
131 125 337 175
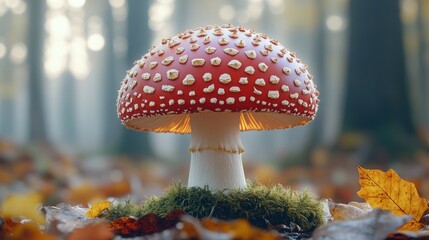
188 112 246 190
188 150 246 190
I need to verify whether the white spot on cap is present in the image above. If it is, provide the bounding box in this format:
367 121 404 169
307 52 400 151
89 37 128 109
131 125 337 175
270 75 280 84
223 48 239 56
255 78 266 86
167 69 179 80
245 66 255 75
217 88 225 95
260 49 269 56
281 100 289 106
229 86 240 92
162 56 174 66
238 96 246 102
219 73 232 84
281 85 289 92
268 90 279 99
253 87 262 95
210 57 221 66
179 55 188 64
142 73 151 80
192 58 205 67
282 67 291 75
190 100 196 105
176 47 185 54
290 93 299 99
239 77 248 84
199 97 206 104
228 60 242 69
149 101 155 107
203 84 215 93
270 58 277 63
235 40 245 48
203 36 211 44
169 99 175 105
258 63 268 72
226 97 235 104
250 96 255 102
150 62 158 69
205 47 216 54
218 38 229 45
264 44 273 51
143 86 155 94
203 73 212 82
162 85 175 92
293 79 302 87
190 43 200 51
295 68 302 75
177 90 183 95
189 91 196 96
210 98 218 103
153 73 162 82
245 50 257 59
302 89 310 95
178 99 185 105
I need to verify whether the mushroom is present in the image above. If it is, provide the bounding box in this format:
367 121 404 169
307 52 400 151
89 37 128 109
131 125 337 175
116 24 319 190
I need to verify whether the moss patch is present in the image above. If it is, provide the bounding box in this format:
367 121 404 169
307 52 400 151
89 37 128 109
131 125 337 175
102 182 324 231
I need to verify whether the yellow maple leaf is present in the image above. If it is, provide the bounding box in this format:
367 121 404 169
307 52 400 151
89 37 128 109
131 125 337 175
357 166 428 231
85 200 112 218
0 192 45 224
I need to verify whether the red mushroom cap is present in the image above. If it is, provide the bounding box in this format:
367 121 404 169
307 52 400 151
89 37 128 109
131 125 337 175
116 24 319 133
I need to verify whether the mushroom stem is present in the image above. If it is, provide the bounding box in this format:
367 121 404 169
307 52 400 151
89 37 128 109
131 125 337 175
188 112 246 190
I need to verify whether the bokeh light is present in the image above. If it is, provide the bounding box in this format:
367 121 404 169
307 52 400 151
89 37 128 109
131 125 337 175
10 43 27 64
87 33 105 51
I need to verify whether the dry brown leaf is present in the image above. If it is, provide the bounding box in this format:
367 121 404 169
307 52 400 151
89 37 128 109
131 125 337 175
201 218 280 240
328 201 372 221
7 222 56 240
66 222 113 240
357 166 428 231
312 209 411 240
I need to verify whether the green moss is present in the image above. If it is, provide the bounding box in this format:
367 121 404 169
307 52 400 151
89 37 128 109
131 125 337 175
102 182 324 231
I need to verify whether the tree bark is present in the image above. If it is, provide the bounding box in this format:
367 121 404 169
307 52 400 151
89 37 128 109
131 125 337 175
343 0 417 157
118 0 153 157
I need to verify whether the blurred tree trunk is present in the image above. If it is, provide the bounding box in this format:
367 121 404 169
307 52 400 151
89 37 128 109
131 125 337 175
27 0 46 142
343 0 417 158
118 0 153 157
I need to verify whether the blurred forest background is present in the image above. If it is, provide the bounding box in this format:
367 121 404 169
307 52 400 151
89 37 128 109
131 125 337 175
0 0 428 205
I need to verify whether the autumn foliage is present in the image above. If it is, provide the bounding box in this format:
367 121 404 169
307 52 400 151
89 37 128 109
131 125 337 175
357 166 428 231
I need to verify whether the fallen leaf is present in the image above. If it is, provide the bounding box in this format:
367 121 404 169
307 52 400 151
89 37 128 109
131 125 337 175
44 203 99 234
8 222 56 240
66 222 113 240
109 209 184 237
85 200 112 218
180 215 281 240
328 201 372 220
312 208 411 240
386 230 429 240
0 192 45 224
357 166 428 231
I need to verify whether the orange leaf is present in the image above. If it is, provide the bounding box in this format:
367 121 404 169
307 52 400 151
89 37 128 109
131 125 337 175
201 218 280 240
85 200 112 218
357 166 428 231
0 192 45 224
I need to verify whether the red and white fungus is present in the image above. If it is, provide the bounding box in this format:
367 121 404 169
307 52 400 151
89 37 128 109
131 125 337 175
116 24 319 190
